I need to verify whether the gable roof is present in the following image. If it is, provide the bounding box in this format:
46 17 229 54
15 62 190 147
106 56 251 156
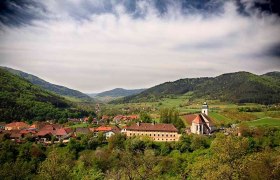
37 130 53 136
126 123 178 132
184 114 214 126
53 128 67 136
95 126 113 132
184 114 198 125
193 115 204 124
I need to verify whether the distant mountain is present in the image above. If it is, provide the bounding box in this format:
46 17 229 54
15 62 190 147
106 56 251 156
113 71 280 104
96 88 146 97
87 93 98 98
0 68 88 122
1 67 93 102
92 88 146 102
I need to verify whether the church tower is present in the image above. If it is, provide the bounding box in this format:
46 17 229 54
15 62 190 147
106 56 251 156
201 102 208 116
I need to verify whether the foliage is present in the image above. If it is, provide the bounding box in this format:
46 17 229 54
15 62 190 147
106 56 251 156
139 111 152 123
0 127 279 179
160 108 185 130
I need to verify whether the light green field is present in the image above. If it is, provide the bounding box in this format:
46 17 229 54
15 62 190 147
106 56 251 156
208 112 233 124
245 117 280 127
68 123 89 128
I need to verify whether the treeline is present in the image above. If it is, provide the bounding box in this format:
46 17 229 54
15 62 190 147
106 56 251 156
0 126 279 179
160 108 185 131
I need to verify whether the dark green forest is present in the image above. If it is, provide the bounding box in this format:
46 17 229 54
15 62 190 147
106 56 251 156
0 69 92 122
115 71 280 104
0 126 279 179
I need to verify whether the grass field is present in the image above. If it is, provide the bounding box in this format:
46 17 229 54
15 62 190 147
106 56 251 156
208 112 233 125
69 123 89 128
245 117 280 127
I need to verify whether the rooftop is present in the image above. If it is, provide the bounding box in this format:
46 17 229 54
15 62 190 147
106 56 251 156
126 123 178 132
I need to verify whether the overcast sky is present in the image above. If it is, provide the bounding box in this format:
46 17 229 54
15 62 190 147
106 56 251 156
0 0 280 93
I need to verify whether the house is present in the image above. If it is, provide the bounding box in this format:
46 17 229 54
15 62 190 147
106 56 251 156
10 130 23 141
68 118 82 123
36 124 63 142
122 122 180 142
19 129 37 137
101 115 110 121
113 115 123 124
36 129 53 142
0 122 6 130
113 115 139 124
30 122 48 130
186 102 215 135
5 122 29 130
94 126 121 139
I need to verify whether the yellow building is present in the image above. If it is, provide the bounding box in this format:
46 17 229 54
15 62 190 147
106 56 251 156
122 122 180 142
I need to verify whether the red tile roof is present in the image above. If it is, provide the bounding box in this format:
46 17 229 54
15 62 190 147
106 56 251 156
183 114 198 125
6 122 29 128
95 126 113 132
53 128 67 136
64 128 73 134
37 130 53 136
126 123 178 132
193 115 204 124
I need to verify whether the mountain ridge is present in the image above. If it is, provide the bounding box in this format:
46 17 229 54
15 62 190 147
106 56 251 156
112 71 280 104
0 68 90 122
1 66 93 102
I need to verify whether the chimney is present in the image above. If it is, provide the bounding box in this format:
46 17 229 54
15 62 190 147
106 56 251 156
152 121 155 125
137 122 140 126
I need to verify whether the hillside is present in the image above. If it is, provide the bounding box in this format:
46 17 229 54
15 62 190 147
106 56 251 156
0 68 89 122
1 67 93 102
114 71 280 104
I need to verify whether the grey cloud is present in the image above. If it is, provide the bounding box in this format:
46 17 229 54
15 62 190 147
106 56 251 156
0 0 279 92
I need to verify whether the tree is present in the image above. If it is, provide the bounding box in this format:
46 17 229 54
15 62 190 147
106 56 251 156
108 133 126 150
88 115 93 124
37 149 74 180
160 108 185 130
140 112 152 123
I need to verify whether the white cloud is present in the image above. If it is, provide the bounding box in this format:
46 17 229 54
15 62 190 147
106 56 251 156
0 0 279 92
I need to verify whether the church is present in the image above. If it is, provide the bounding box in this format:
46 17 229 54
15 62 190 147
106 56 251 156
185 102 215 135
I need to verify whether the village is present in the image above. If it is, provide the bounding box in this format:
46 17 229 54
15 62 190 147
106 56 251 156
0 103 239 145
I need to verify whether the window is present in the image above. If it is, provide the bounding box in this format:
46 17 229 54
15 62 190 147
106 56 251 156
166 134 168 137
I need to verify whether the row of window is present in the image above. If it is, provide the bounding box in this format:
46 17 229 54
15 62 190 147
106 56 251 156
153 138 176 141
129 133 176 137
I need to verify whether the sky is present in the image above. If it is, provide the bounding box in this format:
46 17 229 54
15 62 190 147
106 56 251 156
0 0 280 93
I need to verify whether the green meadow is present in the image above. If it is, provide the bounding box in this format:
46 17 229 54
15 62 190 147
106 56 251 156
244 117 280 127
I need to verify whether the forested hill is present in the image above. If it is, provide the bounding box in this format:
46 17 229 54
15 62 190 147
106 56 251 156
114 71 280 104
0 68 89 122
1 66 93 102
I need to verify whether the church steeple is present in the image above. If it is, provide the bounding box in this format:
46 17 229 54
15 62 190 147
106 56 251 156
202 102 208 115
